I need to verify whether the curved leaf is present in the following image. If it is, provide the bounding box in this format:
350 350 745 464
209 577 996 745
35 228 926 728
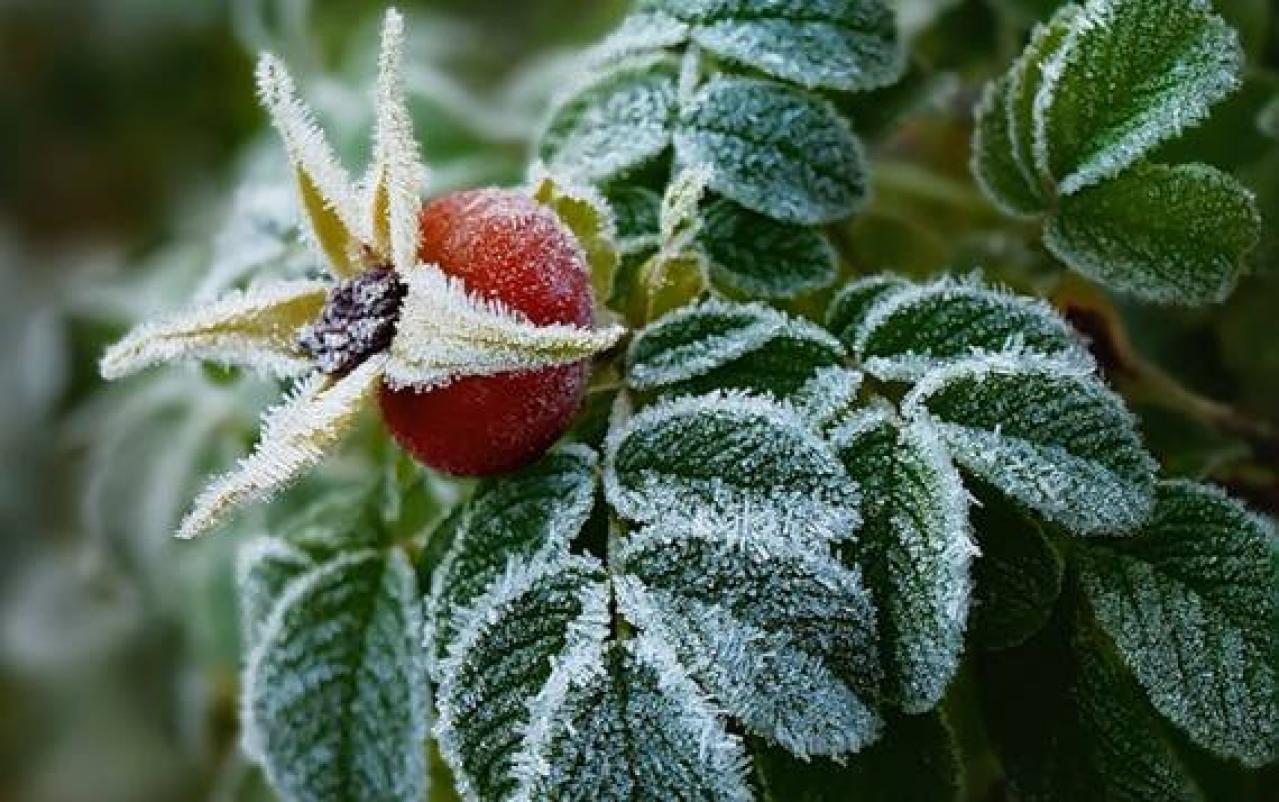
972 77 1045 217
825 274 911 344
236 537 315 652
698 198 838 298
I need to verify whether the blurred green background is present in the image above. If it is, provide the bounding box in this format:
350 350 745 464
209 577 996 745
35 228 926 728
0 0 1275 800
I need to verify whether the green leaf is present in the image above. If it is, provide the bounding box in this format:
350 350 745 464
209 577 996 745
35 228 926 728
641 0 904 92
753 711 961 802
527 635 754 801
236 537 314 652
697 198 838 298
425 445 598 663
905 354 1157 535
604 185 663 254
242 549 428 802
968 485 1064 650
616 521 882 756
790 366 864 432
1044 162 1260 304
825 273 911 343
972 77 1046 217
539 54 679 183
585 10 691 65
830 409 974 712
851 276 1093 382
605 391 860 543
1004 5 1080 199
1259 95 1279 140
626 300 846 398
1034 0 1244 194
1078 480 1279 765
675 75 868 225
981 602 1204 802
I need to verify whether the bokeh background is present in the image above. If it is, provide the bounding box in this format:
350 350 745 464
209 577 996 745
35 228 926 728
0 1 1275 800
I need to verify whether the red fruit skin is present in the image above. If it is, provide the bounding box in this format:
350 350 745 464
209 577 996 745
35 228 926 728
379 188 594 476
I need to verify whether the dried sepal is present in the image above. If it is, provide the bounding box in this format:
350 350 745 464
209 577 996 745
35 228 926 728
99 279 329 381
383 267 625 391
177 355 386 539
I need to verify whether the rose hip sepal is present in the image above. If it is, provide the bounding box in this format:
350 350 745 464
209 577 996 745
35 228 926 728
97 9 624 540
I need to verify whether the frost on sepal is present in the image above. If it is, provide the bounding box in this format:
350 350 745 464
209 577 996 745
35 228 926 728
519 634 754 802
825 274 910 344
641 0 904 93
433 555 611 802
616 520 882 757
626 300 845 399
789 366 864 433
99 279 328 381
1077 480 1278 765
1044 162 1260 304
176 355 384 540
384 267 625 391
852 275 1093 382
904 354 1156 536
424 445 599 666
538 54 680 183
697 198 839 298
675 75 868 225
236 536 314 654
605 390 860 545
241 548 428 802
1033 0 1244 194
255 54 367 276
829 410 974 712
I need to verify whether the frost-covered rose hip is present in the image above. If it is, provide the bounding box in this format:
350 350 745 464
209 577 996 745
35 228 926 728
379 188 595 475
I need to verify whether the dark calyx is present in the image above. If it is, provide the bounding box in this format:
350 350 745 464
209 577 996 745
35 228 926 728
299 266 407 375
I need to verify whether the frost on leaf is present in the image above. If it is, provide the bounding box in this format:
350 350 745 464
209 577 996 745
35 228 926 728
1033 0 1243 194
99 279 328 381
825 274 910 344
675 75 868 225
605 391 860 544
236 537 315 653
1077 480 1278 765
242 549 428 802
851 275 1093 382
829 410 974 712
1044 162 1260 305
384 267 625 391
640 0 903 93
904 354 1156 536
539 54 680 183
697 198 838 298
434 556 611 802
972 77 1045 218
605 185 663 255
425 445 598 664
789 366 863 433
616 520 882 757
626 300 845 399
522 634 754 802
582 11 691 67
178 355 386 540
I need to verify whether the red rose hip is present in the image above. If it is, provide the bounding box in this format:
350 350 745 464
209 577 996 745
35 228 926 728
378 188 595 475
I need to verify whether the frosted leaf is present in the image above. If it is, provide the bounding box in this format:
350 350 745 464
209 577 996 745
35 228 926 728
529 170 620 305
641 0 904 92
1044 162 1260 304
1003 5 1080 200
971 77 1045 218
659 166 712 251
616 520 882 757
434 555 611 802
829 410 974 712
424 445 598 665
825 274 910 344
177 355 385 540
236 537 315 654
968 487 1063 650
366 9 427 273
852 275 1093 382
674 75 868 225
383 267 625 391
626 300 846 398
904 354 1156 536
99 279 328 381
604 185 663 255
1077 480 1278 765
789 366 863 433
697 198 838 298
582 11 691 67
753 711 961 802
1033 0 1244 194
605 391 860 544
242 549 428 802
982 606 1202 802
256 54 367 276
539 54 680 183
522 634 753 802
